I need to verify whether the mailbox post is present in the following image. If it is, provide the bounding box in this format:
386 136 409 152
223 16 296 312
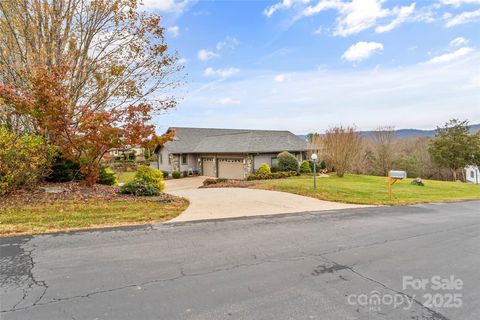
388 170 407 200
311 153 318 190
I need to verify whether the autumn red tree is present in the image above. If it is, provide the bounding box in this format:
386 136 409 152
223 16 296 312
1 66 174 185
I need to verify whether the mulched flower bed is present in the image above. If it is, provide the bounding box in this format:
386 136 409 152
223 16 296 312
199 179 255 189
1 182 176 208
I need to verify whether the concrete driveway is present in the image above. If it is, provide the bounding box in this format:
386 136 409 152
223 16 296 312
165 176 368 222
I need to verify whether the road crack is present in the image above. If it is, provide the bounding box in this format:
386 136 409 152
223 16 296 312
316 254 450 320
1 255 309 314
6 242 48 311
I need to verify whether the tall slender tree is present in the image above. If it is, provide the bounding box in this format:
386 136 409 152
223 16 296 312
322 125 362 178
370 126 397 176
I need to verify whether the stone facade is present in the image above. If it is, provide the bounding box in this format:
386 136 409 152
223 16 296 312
169 154 180 172
244 155 254 178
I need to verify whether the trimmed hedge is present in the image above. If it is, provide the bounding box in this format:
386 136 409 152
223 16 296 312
45 156 82 182
247 171 298 181
135 165 165 191
172 171 181 179
97 165 118 186
120 182 160 196
277 151 299 172
299 160 311 174
202 178 227 186
257 163 271 175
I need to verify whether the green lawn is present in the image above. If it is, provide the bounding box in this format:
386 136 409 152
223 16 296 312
0 198 188 237
253 174 480 205
115 171 136 184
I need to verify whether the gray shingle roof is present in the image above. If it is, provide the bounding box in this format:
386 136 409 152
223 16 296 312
161 127 307 154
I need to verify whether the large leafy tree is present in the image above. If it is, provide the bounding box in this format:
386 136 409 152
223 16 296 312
428 119 474 181
0 66 174 185
0 0 181 184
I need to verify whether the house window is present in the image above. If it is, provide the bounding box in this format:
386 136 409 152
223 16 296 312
182 154 187 165
471 171 475 179
271 157 278 167
168 156 171 165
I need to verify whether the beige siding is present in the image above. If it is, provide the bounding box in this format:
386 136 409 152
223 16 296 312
157 148 172 172
253 153 277 171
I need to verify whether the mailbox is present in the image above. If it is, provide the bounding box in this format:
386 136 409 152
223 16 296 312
389 170 407 179
387 170 407 200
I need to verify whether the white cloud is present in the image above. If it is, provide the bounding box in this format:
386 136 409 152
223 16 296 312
168 26 180 37
216 97 240 105
216 36 240 51
449 37 469 47
274 73 291 82
427 47 474 64
141 0 192 12
197 49 219 61
441 0 480 7
342 41 384 62
267 0 418 36
334 0 391 36
375 3 416 33
204 67 240 78
197 36 239 63
302 0 341 16
264 0 309 17
445 9 480 27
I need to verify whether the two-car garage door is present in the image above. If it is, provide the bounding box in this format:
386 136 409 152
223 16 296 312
218 159 244 179
202 158 244 179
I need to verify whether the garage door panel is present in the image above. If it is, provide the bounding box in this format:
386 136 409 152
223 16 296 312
202 158 215 177
218 158 244 179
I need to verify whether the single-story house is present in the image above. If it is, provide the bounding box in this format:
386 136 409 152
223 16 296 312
107 145 145 161
153 127 308 179
465 165 479 184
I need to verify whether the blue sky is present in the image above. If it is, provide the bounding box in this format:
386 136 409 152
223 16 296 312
144 0 480 134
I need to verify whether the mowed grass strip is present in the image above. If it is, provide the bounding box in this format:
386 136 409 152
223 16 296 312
253 174 480 205
0 198 188 237
115 171 136 184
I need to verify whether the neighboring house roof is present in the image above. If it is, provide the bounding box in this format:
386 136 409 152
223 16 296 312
159 127 307 154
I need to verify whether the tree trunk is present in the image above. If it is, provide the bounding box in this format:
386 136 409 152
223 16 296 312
452 169 457 181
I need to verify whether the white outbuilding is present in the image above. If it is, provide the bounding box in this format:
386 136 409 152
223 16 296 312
465 165 479 184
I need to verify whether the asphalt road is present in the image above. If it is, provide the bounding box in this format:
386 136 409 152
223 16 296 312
1 201 479 320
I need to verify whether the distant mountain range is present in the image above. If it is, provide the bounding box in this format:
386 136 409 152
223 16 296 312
298 124 480 140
